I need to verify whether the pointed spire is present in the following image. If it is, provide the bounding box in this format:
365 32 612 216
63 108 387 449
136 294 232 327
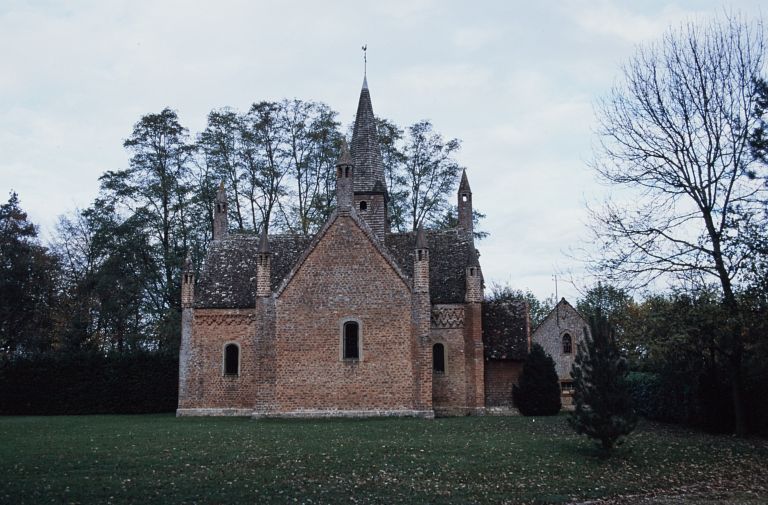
183 253 193 271
415 224 428 249
213 181 229 240
459 169 471 192
468 248 480 267
350 77 386 194
258 227 270 254
336 138 353 166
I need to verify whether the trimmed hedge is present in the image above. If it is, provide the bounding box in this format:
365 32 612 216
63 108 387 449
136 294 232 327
625 372 694 424
0 352 178 415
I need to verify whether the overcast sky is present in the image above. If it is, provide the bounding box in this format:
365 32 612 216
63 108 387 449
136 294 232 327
1 0 764 302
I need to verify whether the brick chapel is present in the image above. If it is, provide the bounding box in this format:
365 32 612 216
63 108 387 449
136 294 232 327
177 76 529 418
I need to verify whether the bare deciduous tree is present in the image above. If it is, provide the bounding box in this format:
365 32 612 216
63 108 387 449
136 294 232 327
590 15 765 435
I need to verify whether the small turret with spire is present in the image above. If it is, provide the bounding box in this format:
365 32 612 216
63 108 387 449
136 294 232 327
213 181 228 241
458 169 473 236
256 227 271 298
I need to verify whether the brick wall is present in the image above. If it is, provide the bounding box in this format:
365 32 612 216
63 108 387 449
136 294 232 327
179 308 257 410
484 359 523 407
431 326 468 410
274 216 421 414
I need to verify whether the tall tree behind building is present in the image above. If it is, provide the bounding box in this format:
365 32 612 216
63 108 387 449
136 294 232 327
0 193 58 357
589 14 766 435
99 108 197 350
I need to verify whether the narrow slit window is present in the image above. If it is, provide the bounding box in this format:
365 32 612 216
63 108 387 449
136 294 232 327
343 321 359 360
433 343 445 373
224 343 239 375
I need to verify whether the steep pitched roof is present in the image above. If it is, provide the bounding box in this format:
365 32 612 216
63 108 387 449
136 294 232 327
482 300 529 360
385 228 474 304
350 78 386 194
194 234 311 308
531 297 589 335
196 225 479 308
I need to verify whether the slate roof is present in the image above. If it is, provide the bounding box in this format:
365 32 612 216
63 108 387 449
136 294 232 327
351 79 386 194
195 227 477 308
482 300 529 361
194 234 311 308
384 228 475 304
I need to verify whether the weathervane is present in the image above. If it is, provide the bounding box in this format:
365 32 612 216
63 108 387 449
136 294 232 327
362 44 367 76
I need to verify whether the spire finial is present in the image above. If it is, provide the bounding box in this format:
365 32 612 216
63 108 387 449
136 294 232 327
361 44 368 89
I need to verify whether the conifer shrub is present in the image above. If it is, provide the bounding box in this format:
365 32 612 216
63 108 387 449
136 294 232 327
569 314 636 452
512 343 562 416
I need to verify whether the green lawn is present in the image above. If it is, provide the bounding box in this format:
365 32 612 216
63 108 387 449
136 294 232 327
0 414 766 504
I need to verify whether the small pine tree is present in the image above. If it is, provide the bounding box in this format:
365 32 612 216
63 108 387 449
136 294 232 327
513 343 562 416
569 313 637 452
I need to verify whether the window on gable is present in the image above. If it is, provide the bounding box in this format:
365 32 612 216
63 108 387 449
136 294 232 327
562 333 572 354
343 321 360 360
224 343 239 375
359 201 368 211
433 343 445 374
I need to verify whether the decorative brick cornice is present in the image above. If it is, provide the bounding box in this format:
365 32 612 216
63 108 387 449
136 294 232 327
195 312 254 327
431 306 465 329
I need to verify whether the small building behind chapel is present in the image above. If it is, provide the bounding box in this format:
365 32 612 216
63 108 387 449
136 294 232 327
531 298 591 406
177 75 529 418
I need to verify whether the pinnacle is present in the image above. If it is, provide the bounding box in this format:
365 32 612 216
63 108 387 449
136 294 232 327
468 248 480 267
183 254 193 271
336 138 353 166
416 224 428 249
459 169 471 192
258 227 271 254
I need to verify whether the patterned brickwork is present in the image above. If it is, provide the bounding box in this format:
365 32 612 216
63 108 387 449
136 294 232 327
274 215 422 414
176 78 515 419
431 305 465 328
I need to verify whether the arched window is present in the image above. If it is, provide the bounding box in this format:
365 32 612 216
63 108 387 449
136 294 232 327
433 343 445 373
562 333 572 354
224 343 239 375
343 321 360 360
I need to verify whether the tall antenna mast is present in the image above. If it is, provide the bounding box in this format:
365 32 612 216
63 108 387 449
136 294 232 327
554 274 560 326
